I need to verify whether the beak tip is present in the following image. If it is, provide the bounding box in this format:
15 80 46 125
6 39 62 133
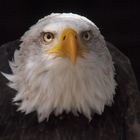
71 58 77 65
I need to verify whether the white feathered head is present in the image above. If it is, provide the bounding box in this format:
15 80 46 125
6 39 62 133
3 13 116 122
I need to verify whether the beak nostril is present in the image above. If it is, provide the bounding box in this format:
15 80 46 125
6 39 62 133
63 36 66 40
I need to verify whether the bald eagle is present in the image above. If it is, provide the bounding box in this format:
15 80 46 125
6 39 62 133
0 13 140 140
2 13 116 122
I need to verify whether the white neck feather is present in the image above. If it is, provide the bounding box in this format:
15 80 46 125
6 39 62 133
4 48 116 122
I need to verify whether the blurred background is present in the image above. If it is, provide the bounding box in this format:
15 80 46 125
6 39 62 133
0 0 139 87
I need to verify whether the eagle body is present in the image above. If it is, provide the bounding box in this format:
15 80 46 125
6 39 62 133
1 39 140 140
2 13 116 122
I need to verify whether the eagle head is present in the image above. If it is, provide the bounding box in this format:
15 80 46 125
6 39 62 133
3 13 116 122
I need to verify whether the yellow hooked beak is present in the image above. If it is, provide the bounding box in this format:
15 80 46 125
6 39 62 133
47 28 88 64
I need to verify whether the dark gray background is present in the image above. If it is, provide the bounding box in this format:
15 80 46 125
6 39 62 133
0 0 139 87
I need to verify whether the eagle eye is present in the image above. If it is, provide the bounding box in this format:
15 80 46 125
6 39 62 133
82 31 92 41
42 32 54 44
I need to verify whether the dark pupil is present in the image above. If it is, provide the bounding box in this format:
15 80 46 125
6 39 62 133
47 34 52 39
85 33 89 38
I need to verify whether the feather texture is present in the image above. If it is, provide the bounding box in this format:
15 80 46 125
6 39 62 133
2 13 116 122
